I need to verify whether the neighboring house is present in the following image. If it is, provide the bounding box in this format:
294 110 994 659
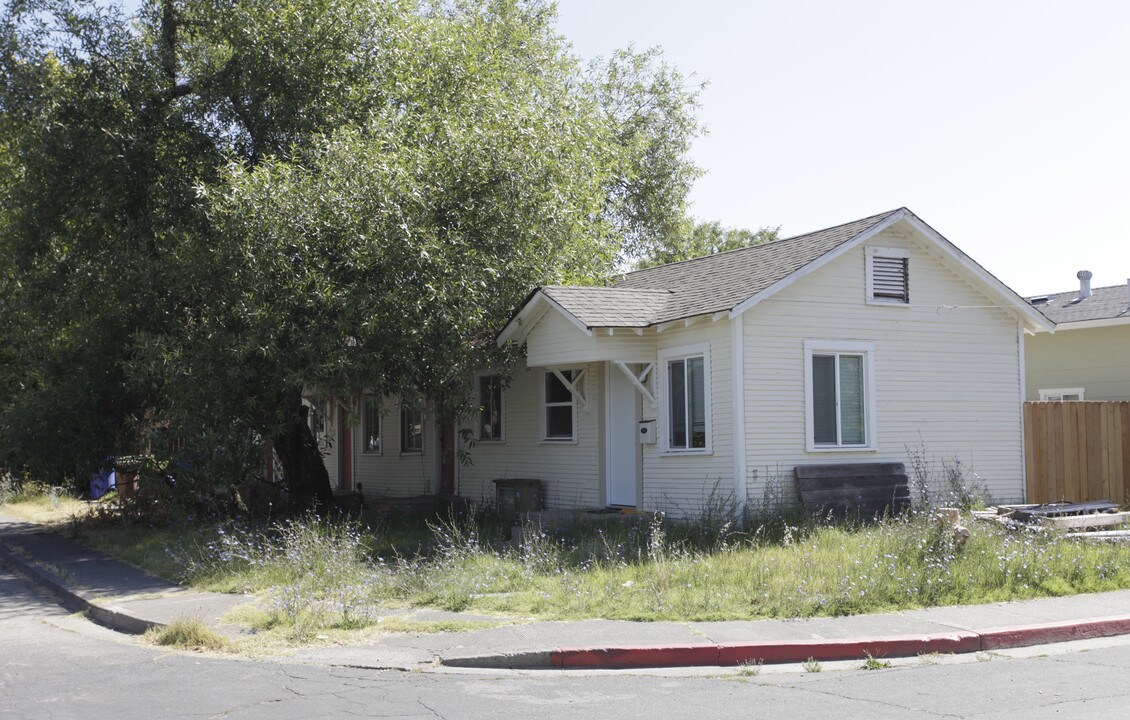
1025 272 1130 402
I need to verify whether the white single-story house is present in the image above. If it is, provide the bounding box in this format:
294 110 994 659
312 207 1055 518
1025 272 1130 402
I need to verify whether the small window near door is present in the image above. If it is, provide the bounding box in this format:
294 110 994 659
478 374 503 441
659 343 712 452
1039 388 1084 401
400 405 424 453
667 356 707 450
544 370 576 441
304 397 331 452
362 396 381 454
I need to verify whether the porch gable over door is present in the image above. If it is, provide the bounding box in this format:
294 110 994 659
525 305 655 366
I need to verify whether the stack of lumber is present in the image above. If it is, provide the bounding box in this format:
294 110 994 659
972 501 1130 539
795 463 910 518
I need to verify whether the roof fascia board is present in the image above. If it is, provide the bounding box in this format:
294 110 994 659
1036 316 1130 332
898 214 1056 333
655 312 715 332
541 293 594 337
497 287 543 345
729 209 908 318
496 290 593 346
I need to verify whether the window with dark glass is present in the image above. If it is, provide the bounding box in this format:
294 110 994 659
479 375 503 440
362 396 381 454
544 370 575 440
667 356 706 449
812 353 866 446
400 405 424 453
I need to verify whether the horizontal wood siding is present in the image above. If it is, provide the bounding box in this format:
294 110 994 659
350 399 438 500
526 309 654 366
742 227 1026 509
1025 325 1130 401
640 320 735 517
1024 401 1130 504
457 362 603 510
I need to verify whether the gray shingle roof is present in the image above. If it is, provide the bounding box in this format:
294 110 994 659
536 209 901 328
540 286 673 327
1027 283 1130 324
610 209 901 323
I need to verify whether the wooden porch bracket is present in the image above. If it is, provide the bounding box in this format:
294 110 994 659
614 361 657 407
550 368 588 408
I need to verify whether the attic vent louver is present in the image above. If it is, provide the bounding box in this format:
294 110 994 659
1030 296 1049 305
872 254 908 302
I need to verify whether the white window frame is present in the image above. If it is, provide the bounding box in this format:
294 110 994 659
804 340 878 452
361 395 382 455
657 343 713 454
1039 388 1085 402
542 369 579 442
400 404 424 455
866 246 911 306
303 396 332 454
476 372 505 442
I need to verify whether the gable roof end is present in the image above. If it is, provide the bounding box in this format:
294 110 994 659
895 212 1055 333
496 206 1055 345
616 209 905 323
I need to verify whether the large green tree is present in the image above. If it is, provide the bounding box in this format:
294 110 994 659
633 220 780 270
0 0 703 510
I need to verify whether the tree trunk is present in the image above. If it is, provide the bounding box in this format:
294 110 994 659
273 389 334 515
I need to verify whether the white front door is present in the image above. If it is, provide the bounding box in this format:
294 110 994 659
606 363 639 507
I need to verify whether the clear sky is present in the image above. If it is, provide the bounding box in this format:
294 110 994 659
554 0 1130 296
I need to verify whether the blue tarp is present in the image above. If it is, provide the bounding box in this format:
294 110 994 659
89 469 114 499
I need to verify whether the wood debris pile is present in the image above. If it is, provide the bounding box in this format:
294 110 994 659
972 501 1130 540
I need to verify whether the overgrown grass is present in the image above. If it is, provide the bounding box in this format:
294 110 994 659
146 616 231 652
0 476 92 525
80 509 1130 634
14 474 1130 637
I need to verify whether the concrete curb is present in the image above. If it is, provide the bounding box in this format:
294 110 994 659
0 538 163 636
6 519 1130 671
979 616 1130 650
443 617 1130 670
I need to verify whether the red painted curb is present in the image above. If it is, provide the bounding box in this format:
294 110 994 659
551 632 982 669
549 616 1130 670
979 615 1130 650
717 632 981 665
553 644 720 669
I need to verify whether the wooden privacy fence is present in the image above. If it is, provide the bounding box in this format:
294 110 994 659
1024 401 1130 505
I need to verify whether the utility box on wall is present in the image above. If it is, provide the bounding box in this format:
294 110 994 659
638 419 657 444
493 478 543 522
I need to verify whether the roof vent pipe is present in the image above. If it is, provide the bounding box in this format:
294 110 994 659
1077 270 1093 300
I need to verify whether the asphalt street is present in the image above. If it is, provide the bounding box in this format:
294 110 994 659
6 567 1130 720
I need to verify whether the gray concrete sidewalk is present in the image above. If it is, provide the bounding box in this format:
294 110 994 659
4 511 1130 670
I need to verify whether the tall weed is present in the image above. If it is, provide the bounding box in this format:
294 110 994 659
185 516 379 635
158 506 1130 629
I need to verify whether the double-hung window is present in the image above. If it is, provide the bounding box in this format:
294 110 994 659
543 370 576 441
478 374 503 441
804 341 876 451
659 344 711 452
400 405 424 454
362 396 382 454
305 397 331 452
